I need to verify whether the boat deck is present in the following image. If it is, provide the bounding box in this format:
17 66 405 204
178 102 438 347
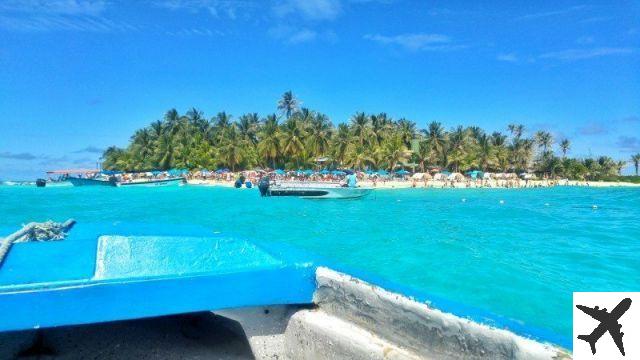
0 223 315 332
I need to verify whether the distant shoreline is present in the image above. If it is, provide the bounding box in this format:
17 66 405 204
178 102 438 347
185 179 640 189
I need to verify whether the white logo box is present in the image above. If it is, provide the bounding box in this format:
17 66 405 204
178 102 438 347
573 292 639 359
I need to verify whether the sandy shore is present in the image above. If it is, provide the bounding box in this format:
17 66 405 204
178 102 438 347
187 179 640 189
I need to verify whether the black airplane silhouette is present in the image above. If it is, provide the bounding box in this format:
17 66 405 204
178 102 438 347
576 298 631 356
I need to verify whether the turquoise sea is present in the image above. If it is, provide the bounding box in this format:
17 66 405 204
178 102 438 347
1 185 639 348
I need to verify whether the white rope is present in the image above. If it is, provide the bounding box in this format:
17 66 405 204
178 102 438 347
0 219 75 268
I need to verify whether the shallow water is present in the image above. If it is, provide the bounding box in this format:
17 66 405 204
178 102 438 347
1 185 639 348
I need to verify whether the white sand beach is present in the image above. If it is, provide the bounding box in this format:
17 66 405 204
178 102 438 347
187 178 640 189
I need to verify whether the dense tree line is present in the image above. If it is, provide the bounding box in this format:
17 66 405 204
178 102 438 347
103 91 633 180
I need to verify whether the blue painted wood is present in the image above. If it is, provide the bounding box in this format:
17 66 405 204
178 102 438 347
0 232 316 332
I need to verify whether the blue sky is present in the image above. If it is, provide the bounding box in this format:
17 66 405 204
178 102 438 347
0 0 638 179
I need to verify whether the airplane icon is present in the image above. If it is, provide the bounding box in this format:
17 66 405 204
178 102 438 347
576 297 632 356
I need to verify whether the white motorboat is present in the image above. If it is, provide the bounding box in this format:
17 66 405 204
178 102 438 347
258 179 372 199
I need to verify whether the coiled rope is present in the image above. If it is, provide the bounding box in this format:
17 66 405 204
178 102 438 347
0 219 76 269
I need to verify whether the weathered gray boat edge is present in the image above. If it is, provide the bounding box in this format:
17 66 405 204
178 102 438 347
217 267 571 360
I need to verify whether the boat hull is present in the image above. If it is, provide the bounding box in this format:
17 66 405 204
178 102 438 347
268 186 372 199
68 177 117 187
117 178 184 187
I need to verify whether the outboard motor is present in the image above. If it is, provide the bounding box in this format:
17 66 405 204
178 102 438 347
36 179 46 187
258 176 270 196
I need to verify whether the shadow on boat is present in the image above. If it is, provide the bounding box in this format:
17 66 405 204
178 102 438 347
2 312 255 360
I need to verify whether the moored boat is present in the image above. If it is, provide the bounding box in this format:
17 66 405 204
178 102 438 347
116 177 185 187
68 176 117 187
258 178 372 199
46 169 116 187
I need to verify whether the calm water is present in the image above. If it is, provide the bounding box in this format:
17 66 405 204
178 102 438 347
1 185 639 347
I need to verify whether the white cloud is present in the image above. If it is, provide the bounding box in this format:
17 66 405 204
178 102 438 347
0 0 139 32
0 0 107 16
166 27 222 36
516 5 589 21
497 53 518 62
154 0 254 19
364 33 462 51
288 28 317 43
540 47 635 61
273 0 342 21
268 25 335 44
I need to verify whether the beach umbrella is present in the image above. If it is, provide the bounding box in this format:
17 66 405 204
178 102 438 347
303 169 314 175
320 169 330 175
331 170 346 176
274 169 286 175
395 169 410 175
377 170 389 176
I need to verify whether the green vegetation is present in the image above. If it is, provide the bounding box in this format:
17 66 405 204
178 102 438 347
102 92 629 180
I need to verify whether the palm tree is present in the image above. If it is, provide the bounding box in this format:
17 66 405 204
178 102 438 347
345 142 373 170
491 132 509 171
469 126 485 142
186 107 208 132
306 113 332 160
155 133 175 170
280 117 306 167
257 114 280 169
507 124 524 139
219 125 246 172
534 131 553 153
477 134 496 171
370 113 392 145
560 139 571 158
164 108 180 132
447 126 469 172
238 113 259 144
383 133 410 171
631 153 640 175
396 118 417 148
422 122 447 166
130 128 154 169
277 91 299 119
415 140 431 173
331 123 351 166
350 112 371 146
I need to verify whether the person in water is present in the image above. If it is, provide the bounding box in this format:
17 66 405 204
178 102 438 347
346 173 357 187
